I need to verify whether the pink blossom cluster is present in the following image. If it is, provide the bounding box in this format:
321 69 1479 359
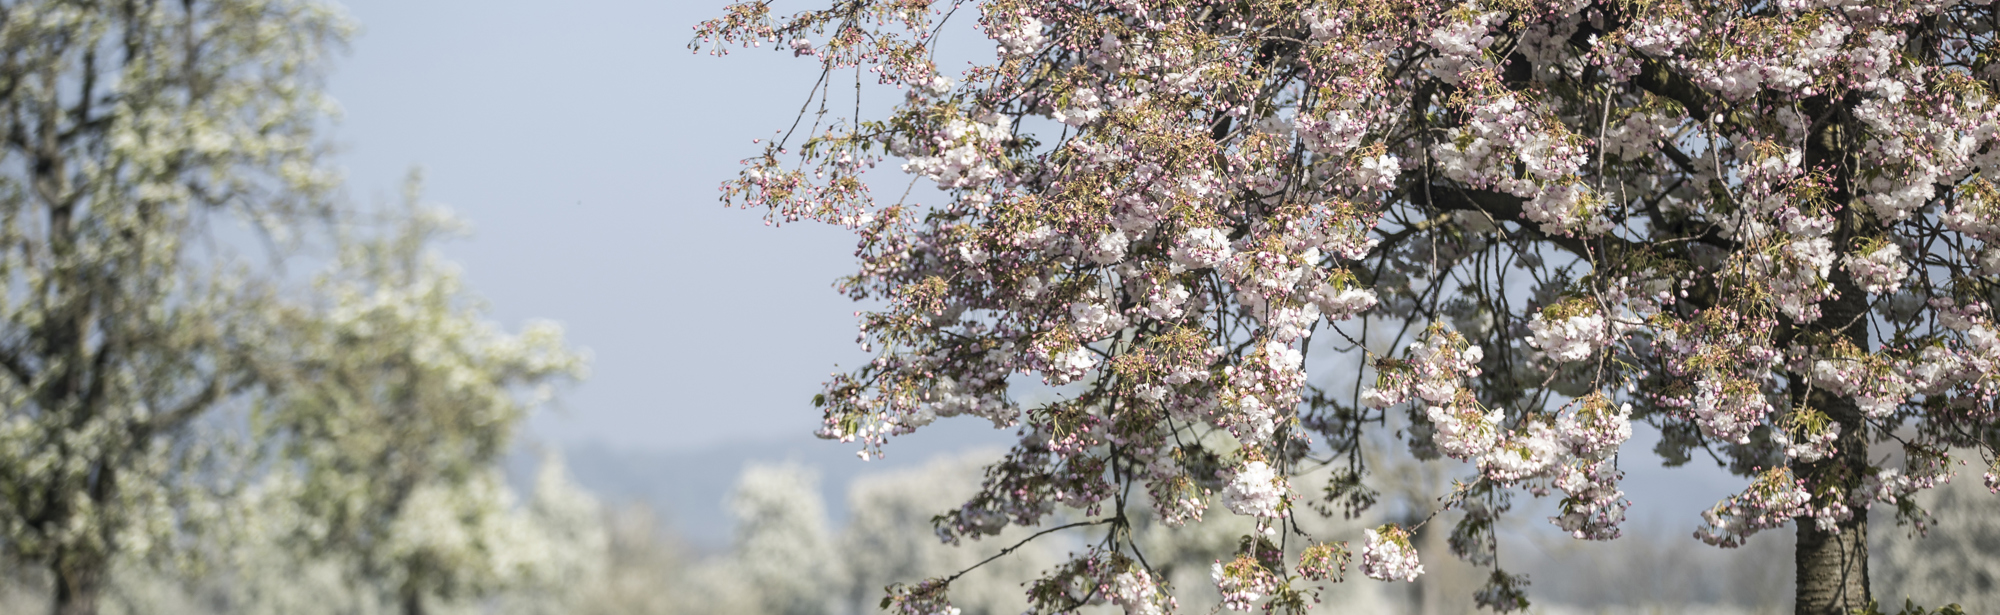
1210 556 1277 612
1108 566 1172 615
1296 541 1350 582
1362 327 1484 411
1360 525 1423 582
1696 469 1812 548
1144 463 1208 528
1842 242 1907 295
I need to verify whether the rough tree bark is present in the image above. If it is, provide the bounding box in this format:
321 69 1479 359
1791 362 1873 614
1792 92 1873 613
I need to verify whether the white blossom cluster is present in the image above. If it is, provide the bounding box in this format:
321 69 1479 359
1809 356 1910 420
1842 242 1907 295
1427 403 1504 461
1552 460 1629 540
1941 195 2000 242
1362 328 1485 411
898 114 1014 190
1422 5 1505 84
1526 305 1611 364
1109 567 1171 615
1478 420 1565 484
1295 108 1366 155
1221 460 1285 518
1766 235 1838 323
1360 525 1424 582
986 10 1045 58
1218 342 1306 449
1690 377 1774 445
1430 88 1602 236
1211 558 1277 612
1171 227 1235 270
1600 109 1679 161
1696 470 1812 548
1548 400 1635 539
1626 14 1696 56
1521 181 1610 236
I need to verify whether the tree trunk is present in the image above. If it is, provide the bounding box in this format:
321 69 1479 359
52 548 105 615
401 578 427 615
1789 86 1873 615
1790 274 1874 615
1796 510 1870 615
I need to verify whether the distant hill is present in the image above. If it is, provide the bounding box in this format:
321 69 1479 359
510 419 1015 551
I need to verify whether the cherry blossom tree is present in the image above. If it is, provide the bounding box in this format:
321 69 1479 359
700 0 2000 613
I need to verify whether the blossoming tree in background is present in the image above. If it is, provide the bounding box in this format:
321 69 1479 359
0 3 349 615
0 5 600 615
255 176 588 615
700 0 2000 613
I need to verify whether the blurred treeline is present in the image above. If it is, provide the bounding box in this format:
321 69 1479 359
6 446 1995 615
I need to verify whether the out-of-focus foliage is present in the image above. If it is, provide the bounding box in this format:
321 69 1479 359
4 443 1994 615
1 451 609 615
841 453 1062 615
0 1 350 613
251 175 587 615
695 451 1391 615
721 463 847 615
1874 454 2000 613
547 503 688 615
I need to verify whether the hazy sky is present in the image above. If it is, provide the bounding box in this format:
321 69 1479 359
325 0 887 452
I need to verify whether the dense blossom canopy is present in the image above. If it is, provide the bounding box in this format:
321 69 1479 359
700 0 2000 612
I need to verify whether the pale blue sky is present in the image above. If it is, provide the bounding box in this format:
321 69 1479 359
326 0 878 451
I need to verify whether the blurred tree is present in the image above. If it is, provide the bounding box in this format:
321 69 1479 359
564 503 689 615
0 2 350 614
253 174 586 615
712 463 844 615
1874 457 2000 612
842 451 1060 615
514 450 611 612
